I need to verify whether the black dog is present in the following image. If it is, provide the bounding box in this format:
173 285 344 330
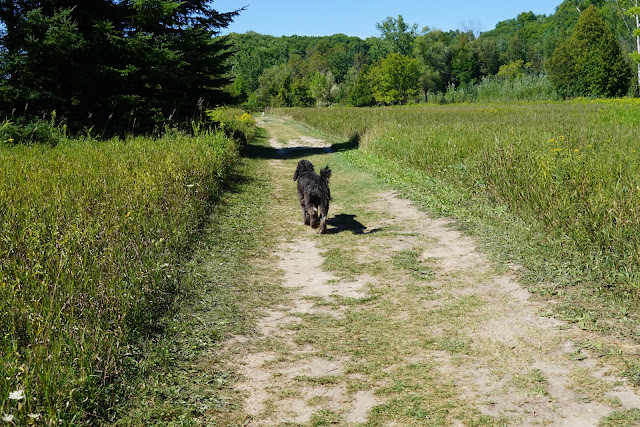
293 159 332 234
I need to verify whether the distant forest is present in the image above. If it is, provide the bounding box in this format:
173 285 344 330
1 0 639 135
226 0 640 108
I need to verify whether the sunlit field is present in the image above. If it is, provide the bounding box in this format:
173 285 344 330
285 100 640 295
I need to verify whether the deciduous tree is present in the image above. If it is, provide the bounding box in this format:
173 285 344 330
376 15 418 56
368 53 421 105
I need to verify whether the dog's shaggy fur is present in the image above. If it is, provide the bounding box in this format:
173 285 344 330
293 159 332 234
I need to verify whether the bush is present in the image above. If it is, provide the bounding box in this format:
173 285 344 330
476 74 558 102
206 107 257 144
0 117 64 147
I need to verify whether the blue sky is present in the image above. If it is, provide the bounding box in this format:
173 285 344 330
213 0 564 38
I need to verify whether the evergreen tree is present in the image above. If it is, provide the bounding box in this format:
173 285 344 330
548 5 631 97
346 65 375 107
0 0 241 132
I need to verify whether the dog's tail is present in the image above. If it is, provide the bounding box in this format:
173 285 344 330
320 166 331 181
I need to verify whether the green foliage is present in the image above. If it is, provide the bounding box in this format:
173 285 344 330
414 29 451 93
0 116 64 147
310 71 336 106
368 53 422 105
0 110 255 423
376 15 418 56
346 66 375 107
0 0 240 132
227 32 367 107
548 6 632 97
228 1 637 107
449 35 481 87
475 74 557 102
254 64 293 108
496 59 533 79
206 107 257 143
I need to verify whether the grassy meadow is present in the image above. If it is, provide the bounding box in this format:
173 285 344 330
0 110 255 424
284 100 640 301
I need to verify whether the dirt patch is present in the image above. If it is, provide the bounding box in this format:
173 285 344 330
234 233 373 423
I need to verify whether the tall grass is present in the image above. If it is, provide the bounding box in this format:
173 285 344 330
475 75 558 102
284 100 640 294
0 110 254 424
427 75 558 104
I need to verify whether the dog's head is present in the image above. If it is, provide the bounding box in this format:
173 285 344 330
293 159 315 181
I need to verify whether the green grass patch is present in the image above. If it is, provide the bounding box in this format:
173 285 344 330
310 409 343 426
599 408 640 426
391 249 435 281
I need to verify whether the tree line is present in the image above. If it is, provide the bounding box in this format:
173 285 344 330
228 0 640 109
1 0 639 135
0 0 240 134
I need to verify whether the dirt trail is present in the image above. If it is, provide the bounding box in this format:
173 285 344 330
228 116 640 426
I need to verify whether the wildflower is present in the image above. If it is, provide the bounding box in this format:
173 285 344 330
27 413 41 420
2 414 14 422
237 113 252 122
7 138 13 143
8 389 24 400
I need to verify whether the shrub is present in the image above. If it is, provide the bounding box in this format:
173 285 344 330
0 117 64 147
206 107 257 144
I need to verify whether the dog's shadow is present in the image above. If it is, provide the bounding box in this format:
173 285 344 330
327 214 380 235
